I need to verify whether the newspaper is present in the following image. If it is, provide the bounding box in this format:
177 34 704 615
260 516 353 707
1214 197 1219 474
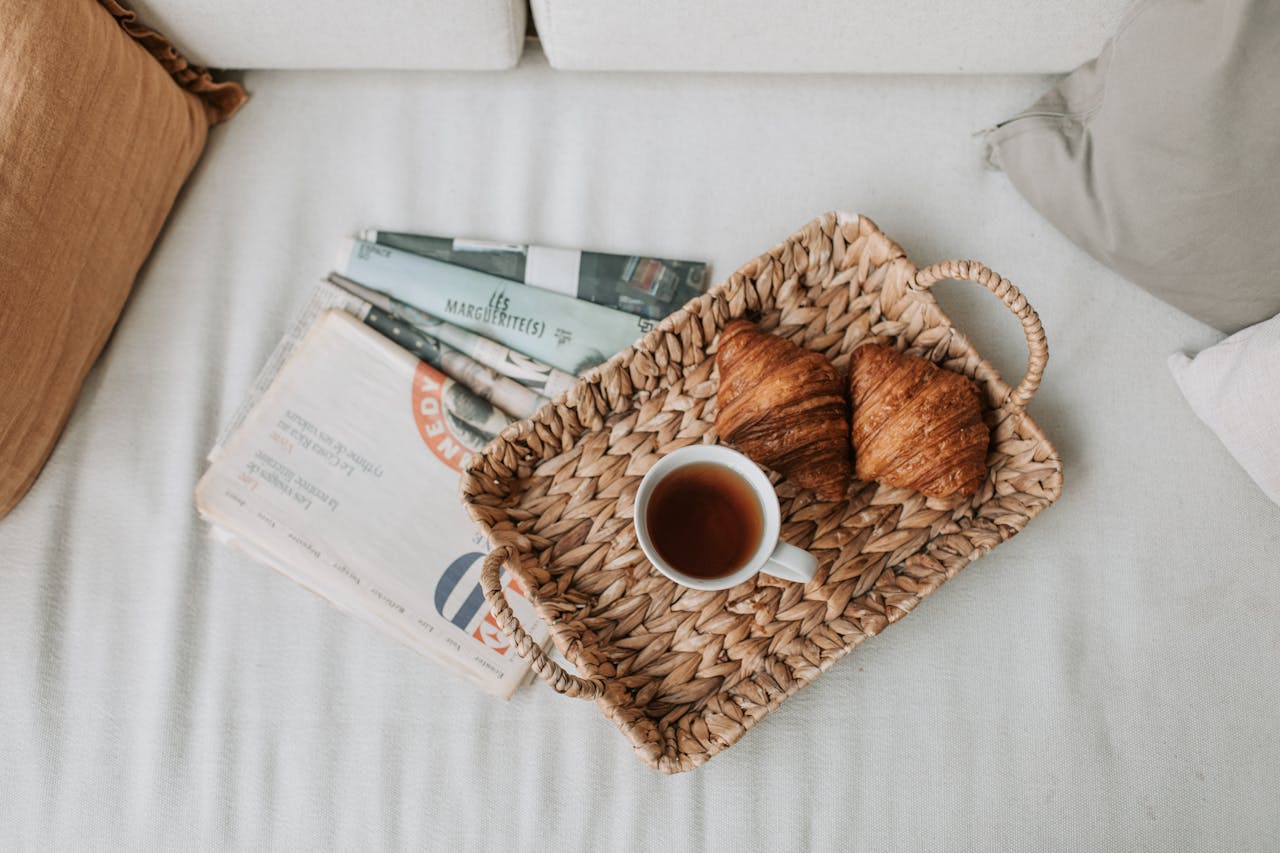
329 273 578 400
213 280 532 457
361 303 546 420
364 230 710 321
330 274 567 416
337 238 656 374
211 282 369 459
196 310 546 699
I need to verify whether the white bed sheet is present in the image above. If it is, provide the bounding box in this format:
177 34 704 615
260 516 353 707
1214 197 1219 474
2 50 1278 851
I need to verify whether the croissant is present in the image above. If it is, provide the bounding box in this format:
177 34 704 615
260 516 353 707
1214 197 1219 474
715 320 852 500
849 344 989 499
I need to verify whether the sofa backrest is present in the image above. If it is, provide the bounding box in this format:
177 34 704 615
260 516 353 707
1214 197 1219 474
531 0 1133 74
127 0 1130 73
125 0 527 69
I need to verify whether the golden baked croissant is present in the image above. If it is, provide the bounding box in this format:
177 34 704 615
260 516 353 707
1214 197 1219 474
715 320 852 500
849 344 989 499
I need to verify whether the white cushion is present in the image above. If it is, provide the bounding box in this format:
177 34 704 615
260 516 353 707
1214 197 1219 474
532 0 1132 73
127 0 527 69
2 48 1277 848
1170 314 1280 505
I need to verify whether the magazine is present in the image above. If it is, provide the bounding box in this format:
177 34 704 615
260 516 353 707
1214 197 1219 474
337 238 656 374
364 230 710 320
329 274 571 413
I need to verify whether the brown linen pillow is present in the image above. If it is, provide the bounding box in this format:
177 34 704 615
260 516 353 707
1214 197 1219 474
0 0 245 518
985 0 1280 333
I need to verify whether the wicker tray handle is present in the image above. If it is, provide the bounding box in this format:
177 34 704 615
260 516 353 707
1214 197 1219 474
480 547 607 699
911 260 1047 413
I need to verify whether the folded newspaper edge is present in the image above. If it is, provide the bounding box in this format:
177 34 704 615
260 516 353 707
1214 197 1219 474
210 283 370 461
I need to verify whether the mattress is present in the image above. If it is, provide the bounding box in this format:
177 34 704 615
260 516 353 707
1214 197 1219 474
2 50 1277 850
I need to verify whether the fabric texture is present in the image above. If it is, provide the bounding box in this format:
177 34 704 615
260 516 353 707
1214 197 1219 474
0 0 246 518
123 0 528 70
985 0 1280 333
531 0 1130 73
1169 314 1280 506
1 54 1278 849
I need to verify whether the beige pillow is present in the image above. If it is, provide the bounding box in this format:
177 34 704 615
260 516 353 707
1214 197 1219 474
0 0 245 518
985 0 1280 333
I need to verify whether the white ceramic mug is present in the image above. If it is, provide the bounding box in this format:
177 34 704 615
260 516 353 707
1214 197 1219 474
633 445 818 590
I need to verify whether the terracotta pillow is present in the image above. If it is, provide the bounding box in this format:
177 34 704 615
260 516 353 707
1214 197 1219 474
0 0 245 518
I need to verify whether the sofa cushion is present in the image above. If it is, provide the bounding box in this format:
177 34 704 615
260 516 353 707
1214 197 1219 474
531 0 1130 73
2 51 1278 848
985 0 1280 333
125 0 528 70
5 53 1280 848
0 0 245 518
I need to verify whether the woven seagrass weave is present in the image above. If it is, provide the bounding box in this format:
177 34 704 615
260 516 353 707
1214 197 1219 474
460 211 1063 773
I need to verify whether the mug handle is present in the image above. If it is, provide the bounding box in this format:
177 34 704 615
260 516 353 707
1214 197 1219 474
761 541 818 584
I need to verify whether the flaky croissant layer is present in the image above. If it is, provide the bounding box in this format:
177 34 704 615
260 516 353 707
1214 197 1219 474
849 344 989 499
715 320 852 500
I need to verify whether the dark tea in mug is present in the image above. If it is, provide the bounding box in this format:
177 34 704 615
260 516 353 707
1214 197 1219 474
644 462 764 579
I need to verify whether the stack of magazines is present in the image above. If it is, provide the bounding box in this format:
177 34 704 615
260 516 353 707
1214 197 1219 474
195 233 708 698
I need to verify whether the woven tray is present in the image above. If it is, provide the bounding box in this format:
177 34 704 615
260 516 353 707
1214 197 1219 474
460 211 1063 773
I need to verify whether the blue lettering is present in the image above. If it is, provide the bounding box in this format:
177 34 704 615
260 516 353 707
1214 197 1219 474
434 552 487 630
